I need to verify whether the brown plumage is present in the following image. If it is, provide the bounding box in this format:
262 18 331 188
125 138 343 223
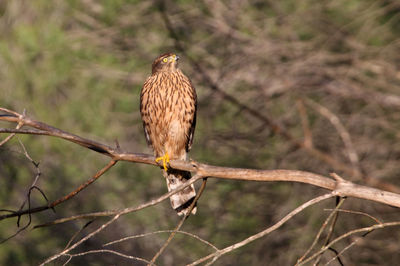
140 53 197 216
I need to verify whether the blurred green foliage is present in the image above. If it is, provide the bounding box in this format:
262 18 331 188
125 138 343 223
1 0 400 265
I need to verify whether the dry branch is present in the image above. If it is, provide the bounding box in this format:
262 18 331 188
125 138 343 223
188 193 337 265
104 230 218 251
1 107 400 214
297 221 400 265
298 198 346 263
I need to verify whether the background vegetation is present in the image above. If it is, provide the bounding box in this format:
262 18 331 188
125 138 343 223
1 0 400 265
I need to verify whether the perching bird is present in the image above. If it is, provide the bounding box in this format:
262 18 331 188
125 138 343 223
140 53 197 216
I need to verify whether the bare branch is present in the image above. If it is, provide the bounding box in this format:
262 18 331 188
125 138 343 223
296 99 313 148
66 249 151 264
188 193 336 265
40 214 122 265
65 221 94 249
0 160 117 221
33 174 204 228
49 160 117 207
297 198 346 264
323 208 382 224
17 138 44 215
0 109 24 146
2 108 400 216
104 230 218 251
40 178 207 265
298 221 400 265
313 197 345 265
305 98 361 179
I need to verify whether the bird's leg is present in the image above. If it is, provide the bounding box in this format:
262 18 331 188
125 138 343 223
155 152 170 171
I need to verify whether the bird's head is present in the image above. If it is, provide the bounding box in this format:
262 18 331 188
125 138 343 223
152 53 180 74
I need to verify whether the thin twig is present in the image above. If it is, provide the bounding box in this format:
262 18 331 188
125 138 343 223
313 197 345 265
39 177 208 264
323 232 370 266
296 99 313 148
16 138 44 224
75 249 150 264
39 176 205 264
40 214 122 265
49 160 117 207
0 160 117 223
65 221 94 249
297 198 346 264
34 174 204 228
104 230 218 251
323 208 382 224
188 193 336 266
298 222 400 265
66 249 151 264
0 121 23 146
305 98 361 179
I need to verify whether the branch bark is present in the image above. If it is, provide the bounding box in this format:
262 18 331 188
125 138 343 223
1 107 400 214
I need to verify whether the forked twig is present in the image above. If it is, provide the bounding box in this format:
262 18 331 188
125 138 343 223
0 109 24 146
324 231 371 266
313 197 345 265
65 221 94 249
297 197 345 264
0 160 117 222
297 221 400 265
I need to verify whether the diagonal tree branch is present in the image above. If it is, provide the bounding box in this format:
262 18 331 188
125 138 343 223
0 159 117 221
104 230 218 251
1 107 400 216
188 193 337 266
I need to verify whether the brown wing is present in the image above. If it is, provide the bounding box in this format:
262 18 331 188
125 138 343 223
176 71 197 153
186 87 197 152
140 77 154 149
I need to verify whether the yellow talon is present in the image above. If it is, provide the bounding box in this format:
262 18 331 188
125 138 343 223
156 152 170 171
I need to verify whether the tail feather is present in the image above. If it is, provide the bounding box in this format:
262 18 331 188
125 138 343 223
163 169 197 216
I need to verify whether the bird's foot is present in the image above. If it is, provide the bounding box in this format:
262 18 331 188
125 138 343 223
156 152 170 171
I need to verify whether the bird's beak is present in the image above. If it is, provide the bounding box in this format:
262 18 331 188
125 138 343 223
175 54 180 61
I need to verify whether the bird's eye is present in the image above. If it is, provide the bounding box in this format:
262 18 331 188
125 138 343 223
162 58 168 63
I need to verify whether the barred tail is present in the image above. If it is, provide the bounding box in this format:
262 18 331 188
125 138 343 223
163 169 197 216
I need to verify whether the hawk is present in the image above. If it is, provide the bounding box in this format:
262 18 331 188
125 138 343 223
140 53 197 216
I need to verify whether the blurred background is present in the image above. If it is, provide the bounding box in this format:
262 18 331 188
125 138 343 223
1 0 400 265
